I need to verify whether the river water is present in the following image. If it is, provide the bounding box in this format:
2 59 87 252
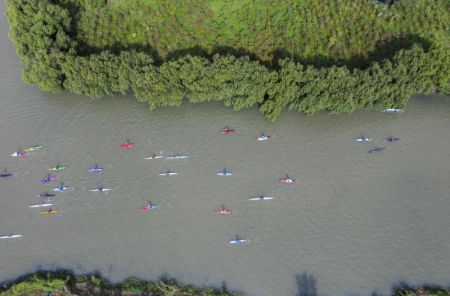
1 3 450 296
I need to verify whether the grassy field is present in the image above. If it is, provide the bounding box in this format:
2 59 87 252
73 0 449 64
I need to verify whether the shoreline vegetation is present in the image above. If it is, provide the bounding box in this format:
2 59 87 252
5 0 449 121
0 271 241 296
1 271 449 296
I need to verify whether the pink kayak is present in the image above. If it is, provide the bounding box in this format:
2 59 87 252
215 208 232 215
280 176 296 184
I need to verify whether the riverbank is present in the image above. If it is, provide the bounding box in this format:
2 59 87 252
0 271 241 296
1 271 449 296
5 0 449 121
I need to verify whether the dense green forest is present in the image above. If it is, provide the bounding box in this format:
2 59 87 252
6 0 450 120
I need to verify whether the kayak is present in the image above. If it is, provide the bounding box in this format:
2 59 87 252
249 195 273 201
11 151 27 157
280 176 295 184
40 209 59 215
29 203 53 208
217 169 232 176
141 204 160 212
215 208 232 215
381 108 403 113
229 239 248 245
53 186 71 192
36 192 55 197
257 134 271 141
369 147 386 153
159 171 179 176
220 128 235 135
144 155 164 160
120 141 135 149
24 145 43 152
88 167 103 173
355 134 372 142
89 188 111 192
40 176 56 183
48 165 66 171
166 155 188 159
0 234 23 239
0 170 13 178
385 136 400 143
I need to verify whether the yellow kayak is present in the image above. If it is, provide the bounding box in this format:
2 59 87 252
40 209 59 215
24 145 43 152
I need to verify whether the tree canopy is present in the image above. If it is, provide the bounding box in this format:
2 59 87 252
6 0 449 121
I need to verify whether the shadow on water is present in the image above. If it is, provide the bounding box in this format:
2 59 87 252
296 272 318 296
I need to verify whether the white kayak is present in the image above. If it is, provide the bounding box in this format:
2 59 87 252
159 171 179 176
144 155 164 160
257 134 271 141
381 108 403 113
90 188 111 192
217 169 232 176
0 234 22 239
166 155 188 159
355 134 372 142
229 239 249 245
249 195 273 201
29 203 53 208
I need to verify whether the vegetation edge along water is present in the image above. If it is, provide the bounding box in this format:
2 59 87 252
5 0 450 121
1 271 450 296
0 270 241 296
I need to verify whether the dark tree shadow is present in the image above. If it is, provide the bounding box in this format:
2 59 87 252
296 272 317 296
271 34 431 70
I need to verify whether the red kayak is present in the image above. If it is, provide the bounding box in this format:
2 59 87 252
120 140 135 149
220 128 235 135
215 208 232 215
